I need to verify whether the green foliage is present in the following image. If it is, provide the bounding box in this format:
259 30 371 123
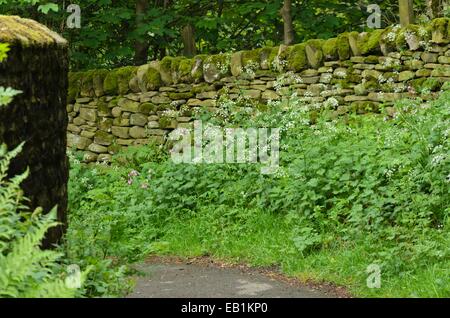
0 87 22 107
68 85 450 297
0 143 77 298
0 43 9 62
1 0 433 70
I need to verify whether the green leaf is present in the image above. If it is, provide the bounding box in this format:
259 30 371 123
37 2 59 14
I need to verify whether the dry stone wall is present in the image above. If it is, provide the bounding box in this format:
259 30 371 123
67 18 450 163
0 15 69 247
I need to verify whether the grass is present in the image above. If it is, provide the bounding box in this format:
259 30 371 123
148 209 449 297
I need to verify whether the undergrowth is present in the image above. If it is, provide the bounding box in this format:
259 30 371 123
67 89 450 297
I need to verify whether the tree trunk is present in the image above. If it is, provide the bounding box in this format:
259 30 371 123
134 0 150 66
181 24 197 57
280 0 295 45
399 0 414 26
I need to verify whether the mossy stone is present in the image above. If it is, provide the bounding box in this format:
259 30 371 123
203 53 231 82
103 71 118 95
336 33 351 60
68 72 84 102
0 15 67 47
104 67 136 95
379 27 398 55
322 38 339 61
178 58 195 82
168 92 194 100
242 49 261 67
359 29 384 55
429 18 449 43
422 77 442 91
305 39 324 68
158 117 173 129
288 43 307 72
94 131 114 146
80 71 95 97
409 78 426 91
138 102 157 114
192 55 207 81
92 69 109 96
265 46 280 69
144 67 162 91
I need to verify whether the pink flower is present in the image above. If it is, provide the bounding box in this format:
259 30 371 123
128 170 139 177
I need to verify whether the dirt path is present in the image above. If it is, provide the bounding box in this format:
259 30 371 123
127 256 350 298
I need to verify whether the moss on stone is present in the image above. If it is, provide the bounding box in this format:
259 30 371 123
305 39 324 67
287 43 307 72
336 33 351 60
160 56 175 73
346 73 361 83
138 102 157 114
0 15 67 47
208 53 231 69
97 100 110 114
103 66 137 95
80 70 95 96
331 79 352 89
191 84 210 94
322 38 339 60
351 101 380 114
359 29 384 55
68 72 84 102
103 71 119 95
429 17 449 37
395 25 421 50
158 117 172 129
242 49 262 67
379 26 398 53
204 53 231 78
265 46 280 67
117 66 137 94
144 67 162 90
422 77 442 91
168 92 194 100
192 55 207 81
365 55 379 64
179 58 194 77
364 80 380 91
91 69 109 95
409 78 426 91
